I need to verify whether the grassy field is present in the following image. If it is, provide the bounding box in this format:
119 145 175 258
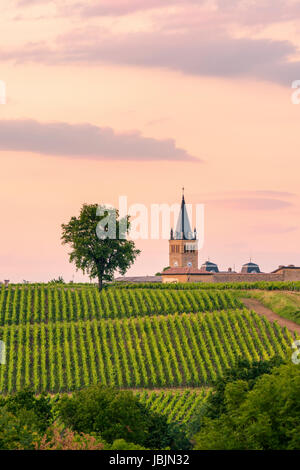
241 290 300 325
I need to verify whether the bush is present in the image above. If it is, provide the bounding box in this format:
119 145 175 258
187 356 286 437
0 388 53 433
193 362 300 450
56 384 190 450
37 422 104 450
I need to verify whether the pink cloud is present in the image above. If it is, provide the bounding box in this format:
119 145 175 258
0 119 199 161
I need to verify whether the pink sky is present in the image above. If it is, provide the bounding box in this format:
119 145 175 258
0 0 300 282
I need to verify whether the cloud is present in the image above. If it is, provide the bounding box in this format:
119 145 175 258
61 0 300 25
214 0 300 27
16 0 198 15
15 0 300 30
17 0 50 5
76 0 189 17
251 190 296 198
206 197 293 210
0 119 199 161
2 28 299 86
250 224 298 233
209 189 296 199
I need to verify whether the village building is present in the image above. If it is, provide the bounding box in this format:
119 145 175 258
116 192 300 284
160 192 300 284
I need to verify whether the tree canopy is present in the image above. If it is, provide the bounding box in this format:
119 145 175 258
56 384 190 450
193 362 300 450
61 204 140 290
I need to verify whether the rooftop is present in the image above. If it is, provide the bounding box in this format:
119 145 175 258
114 276 162 283
272 265 300 273
162 267 213 275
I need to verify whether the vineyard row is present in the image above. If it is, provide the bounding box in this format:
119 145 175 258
0 309 293 394
136 389 209 424
0 286 242 325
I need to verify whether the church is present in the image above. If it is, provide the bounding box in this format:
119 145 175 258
161 192 300 284
115 191 300 284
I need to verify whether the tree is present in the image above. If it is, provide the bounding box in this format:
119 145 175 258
49 276 65 285
37 422 104 450
0 407 39 450
0 388 53 450
104 439 148 450
56 385 190 450
0 388 53 433
193 362 300 450
61 204 140 291
187 356 285 437
155 267 170 276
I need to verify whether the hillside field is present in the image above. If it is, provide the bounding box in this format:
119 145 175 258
241 290 300 325
0 285 297 405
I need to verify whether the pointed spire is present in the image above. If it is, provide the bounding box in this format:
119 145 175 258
175 188 193 240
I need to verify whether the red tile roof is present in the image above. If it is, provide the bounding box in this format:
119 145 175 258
162 267 213 275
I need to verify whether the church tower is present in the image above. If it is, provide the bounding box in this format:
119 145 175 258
169 190 198 269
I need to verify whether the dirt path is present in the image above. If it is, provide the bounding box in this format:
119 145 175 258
241 298 300 335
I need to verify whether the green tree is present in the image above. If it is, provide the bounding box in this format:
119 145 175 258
104 439 148 450
0 388 53 433
193 362 300 450
187 356 285 437
61 204 140 291
49 276 65 285
0 407 39 450
0 388 53 450
155 267 170 276
56 385 189 449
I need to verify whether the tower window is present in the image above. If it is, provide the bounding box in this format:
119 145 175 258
184 243 196 252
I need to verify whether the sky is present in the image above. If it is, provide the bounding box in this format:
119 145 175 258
1 0 300 282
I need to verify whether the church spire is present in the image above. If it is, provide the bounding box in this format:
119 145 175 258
174 188 194 240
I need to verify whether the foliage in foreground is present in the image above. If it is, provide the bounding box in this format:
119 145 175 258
56 385 190 450
37 422 104 450
0 361 299 450
0 389 53 449
0 385 189 450
192 361 300 450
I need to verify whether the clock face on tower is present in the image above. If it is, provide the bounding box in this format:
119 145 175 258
174 261 178 267
187 262 192 267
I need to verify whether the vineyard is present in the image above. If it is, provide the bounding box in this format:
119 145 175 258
136 389 209 424
0 283 295 393
111 281 300 291
0 285 243 324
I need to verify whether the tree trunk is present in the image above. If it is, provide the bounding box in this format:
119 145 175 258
98 275 103 292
